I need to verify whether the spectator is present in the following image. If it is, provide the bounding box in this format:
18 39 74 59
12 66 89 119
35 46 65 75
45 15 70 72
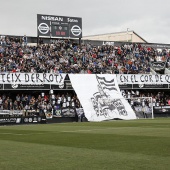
22 35 27 47
0 36 153 74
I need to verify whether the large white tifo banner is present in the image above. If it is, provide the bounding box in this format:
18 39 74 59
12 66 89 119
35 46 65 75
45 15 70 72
0 73 66 84
69 74 136 121
117 74 170 84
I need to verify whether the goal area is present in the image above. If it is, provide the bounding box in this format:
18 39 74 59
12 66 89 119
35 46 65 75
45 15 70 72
91 96 154 120
126 97 154 119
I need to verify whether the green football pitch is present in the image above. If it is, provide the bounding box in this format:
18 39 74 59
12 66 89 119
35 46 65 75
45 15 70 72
0 119 170 170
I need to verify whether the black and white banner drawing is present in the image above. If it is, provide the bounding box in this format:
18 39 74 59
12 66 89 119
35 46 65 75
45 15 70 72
69 74 136 121
91 75 128 118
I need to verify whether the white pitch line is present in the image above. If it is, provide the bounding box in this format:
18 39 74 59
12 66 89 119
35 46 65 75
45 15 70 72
0 133 15 135
61 127 116 133
0 127 130 135
0 132 44 136
13 133 43 136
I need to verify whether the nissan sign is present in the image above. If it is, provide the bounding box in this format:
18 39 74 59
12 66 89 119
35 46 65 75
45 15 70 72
71 25 82 36
37 14 82 38
38 23 50 34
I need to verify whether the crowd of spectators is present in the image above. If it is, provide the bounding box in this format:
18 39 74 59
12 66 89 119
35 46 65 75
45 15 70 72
1 35 170 114
1 35 164 74
0 92 81 113
121 90 170 106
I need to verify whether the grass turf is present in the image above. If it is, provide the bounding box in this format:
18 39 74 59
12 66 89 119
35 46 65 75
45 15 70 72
0 119 170 170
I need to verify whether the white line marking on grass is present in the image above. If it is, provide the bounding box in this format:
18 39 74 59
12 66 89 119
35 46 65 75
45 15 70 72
0 129 113 135
0 122 79 128
61 127 115 133
14 133 45 135
0 132 45 136
0 133 15 135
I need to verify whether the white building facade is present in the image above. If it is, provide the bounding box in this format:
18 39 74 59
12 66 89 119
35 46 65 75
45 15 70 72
83 31 147 43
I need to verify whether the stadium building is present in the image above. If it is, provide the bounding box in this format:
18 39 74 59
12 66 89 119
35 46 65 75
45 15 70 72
0 14 170 126
83 30 147 43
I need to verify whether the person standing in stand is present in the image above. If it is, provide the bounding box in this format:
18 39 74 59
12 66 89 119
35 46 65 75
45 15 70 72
22 35 27 47
75 107 79 122
76 106 84 122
